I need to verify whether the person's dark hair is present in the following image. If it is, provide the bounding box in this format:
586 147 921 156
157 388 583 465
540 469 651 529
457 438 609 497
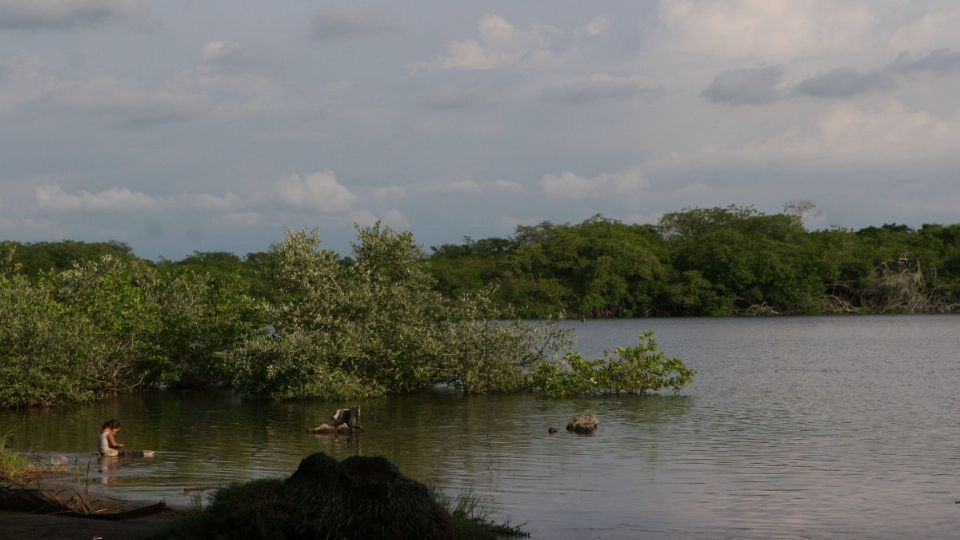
102 419 121 431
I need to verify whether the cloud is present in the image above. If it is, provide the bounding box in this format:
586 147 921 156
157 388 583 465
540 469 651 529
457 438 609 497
309 8 390 40
220 212 261 226
888 49 960 75
658 0 875 62
543 74 659 104
421 91 499 110
187 192 248 210
737 101 960 161
2 59 209 126
432 180 523 194
414 14 562 71
200 41 272 72
38 78 208 126
540 169 648 200
890 9 960 52
3 54 285 125
701 66 783 105
0 0 145 30
372 186 407 201
35 184 161 211
275 170 357 212
381 209 410 229
576 16 609 39
794 67 893 98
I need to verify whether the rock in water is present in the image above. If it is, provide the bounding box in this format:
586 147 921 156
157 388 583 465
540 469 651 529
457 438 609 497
276 453 455 540
566 414 599 434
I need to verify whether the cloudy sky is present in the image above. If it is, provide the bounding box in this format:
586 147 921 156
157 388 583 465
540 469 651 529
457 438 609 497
2 0 960 258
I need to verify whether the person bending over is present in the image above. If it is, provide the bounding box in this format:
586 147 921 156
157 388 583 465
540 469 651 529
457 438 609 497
98 418 125 457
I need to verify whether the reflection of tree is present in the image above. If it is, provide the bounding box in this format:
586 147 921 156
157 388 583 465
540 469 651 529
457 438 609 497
1 390 694 503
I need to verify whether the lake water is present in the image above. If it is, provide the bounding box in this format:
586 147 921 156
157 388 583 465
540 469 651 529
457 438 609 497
3 315 960 539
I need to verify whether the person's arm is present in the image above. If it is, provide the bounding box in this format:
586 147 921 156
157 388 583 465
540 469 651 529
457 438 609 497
106 432 125 449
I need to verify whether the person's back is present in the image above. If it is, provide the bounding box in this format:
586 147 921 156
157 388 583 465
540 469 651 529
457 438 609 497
98 429 118 456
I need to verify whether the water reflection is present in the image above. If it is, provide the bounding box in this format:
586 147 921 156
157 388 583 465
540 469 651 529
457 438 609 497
98 456 121 485
3 315 960 539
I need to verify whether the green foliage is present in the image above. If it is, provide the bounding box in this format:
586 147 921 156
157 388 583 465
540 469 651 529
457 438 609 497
429 486 530 539
1 240 135 277
428 206 960 317
220 225 568 400
0 431 36 482
528 332 695 398
152 268 265 388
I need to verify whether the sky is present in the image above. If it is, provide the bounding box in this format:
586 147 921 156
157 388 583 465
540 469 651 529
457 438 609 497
1 0 959 259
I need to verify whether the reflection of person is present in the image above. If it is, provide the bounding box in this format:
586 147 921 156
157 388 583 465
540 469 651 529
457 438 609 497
98 419 125 457
98 455 121 485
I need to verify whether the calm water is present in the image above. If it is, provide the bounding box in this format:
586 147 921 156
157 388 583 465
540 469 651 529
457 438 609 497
4 316 960 539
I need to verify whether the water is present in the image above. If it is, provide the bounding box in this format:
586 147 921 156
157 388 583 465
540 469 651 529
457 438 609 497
3 315 960 538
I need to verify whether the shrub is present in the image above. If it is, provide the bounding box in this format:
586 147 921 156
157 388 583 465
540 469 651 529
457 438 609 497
528 331 695 398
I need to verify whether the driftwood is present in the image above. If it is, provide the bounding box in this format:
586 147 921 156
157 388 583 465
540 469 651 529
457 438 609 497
307 406 365 434
0 482 166 520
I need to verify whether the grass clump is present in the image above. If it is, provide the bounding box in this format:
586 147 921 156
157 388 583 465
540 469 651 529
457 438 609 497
0 432 39 484
156 479 284 539
159 478 528 540
430 486 529 539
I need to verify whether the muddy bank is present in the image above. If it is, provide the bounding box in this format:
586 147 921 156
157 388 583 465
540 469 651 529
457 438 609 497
0 509 179 540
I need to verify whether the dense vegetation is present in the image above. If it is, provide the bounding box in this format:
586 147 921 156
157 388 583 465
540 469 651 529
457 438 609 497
9 203 954 407
0 225 692 408
429 206 960 317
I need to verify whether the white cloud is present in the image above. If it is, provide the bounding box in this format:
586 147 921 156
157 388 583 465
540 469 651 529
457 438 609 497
0 0 145 30
349 210 378 227
35 184 161 211
415 14 562 71
658 0 876 62
186 192 248 210
540 168 649 200
577 16 609 39
381 209 410 229
200 41 271 72
35 183 271 216
275 170 357 212
734 100 960 161
5 61 210 126
432 180 523 193
891 9 960 52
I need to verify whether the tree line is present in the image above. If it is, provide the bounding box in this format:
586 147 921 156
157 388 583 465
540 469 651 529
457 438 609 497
429 206 960 317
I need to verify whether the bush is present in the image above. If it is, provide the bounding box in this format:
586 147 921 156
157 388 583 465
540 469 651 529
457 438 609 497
221 225 569 400
528 331 695 398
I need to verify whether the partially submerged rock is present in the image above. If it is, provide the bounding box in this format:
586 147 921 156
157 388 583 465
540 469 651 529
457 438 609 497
196 452 454 540
566 414 599 434
277 453 454 539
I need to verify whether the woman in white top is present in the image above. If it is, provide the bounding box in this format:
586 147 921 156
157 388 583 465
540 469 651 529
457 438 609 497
98 419 125 457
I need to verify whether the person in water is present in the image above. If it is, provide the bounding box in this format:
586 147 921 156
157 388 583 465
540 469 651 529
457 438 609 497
98 419 125 457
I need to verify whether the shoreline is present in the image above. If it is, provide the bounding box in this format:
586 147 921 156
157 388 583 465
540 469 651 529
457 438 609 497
0 509 180 540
